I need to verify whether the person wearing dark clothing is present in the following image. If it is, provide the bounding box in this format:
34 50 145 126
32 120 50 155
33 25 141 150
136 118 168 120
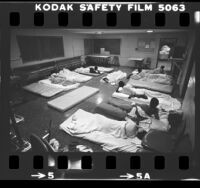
116 81 126 92
138 97 160 120
160 65 165 74
89 66 100 74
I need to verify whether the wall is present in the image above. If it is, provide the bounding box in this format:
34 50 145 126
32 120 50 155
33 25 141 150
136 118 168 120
88 32 189 68
179 30 196 97
11 30 191 70
10 29 88 68
182 62 195 150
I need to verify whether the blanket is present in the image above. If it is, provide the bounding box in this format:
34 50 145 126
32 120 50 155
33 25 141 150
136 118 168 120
127 78 173 94
60 109 142 152
131 71 172 85
112 87 181 112
127 106 170 132
39 79 80 90
74 67 102 76
90 66 114 73
101 70 127 85
52 68 92 82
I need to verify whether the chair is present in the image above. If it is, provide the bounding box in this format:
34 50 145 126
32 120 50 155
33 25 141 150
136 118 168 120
30 134 55 154
143 58 151 69
141 114 186 153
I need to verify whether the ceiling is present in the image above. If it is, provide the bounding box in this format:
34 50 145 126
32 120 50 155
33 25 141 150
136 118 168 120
65 29 188 34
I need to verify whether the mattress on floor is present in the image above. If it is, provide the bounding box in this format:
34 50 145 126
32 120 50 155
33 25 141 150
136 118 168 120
56 68 92 82
89 66 114 73
47 86 99 111
60 109 141 152
23 82 65 98
127 79 173 94
112 91 181 112
74 67 103 77
39 79 80 90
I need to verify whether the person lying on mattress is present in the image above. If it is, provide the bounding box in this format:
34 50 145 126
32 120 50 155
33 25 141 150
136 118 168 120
89 66 101 74
116 81 148 100
67 110 139 139
148 65 166 74
127 68 143 79
96 100 180 140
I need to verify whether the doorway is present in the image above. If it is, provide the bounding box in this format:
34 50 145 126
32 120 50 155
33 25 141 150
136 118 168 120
156 38 177 71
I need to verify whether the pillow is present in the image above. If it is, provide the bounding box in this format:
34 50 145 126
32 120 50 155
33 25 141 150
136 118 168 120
150 118 170 132
125 118 138 138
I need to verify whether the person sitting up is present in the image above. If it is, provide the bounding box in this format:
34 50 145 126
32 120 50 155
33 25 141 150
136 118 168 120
90 66 101 74
138 67 143 73
160 65 165 74
127 67 143 79
94 66 101 74
116 81 126 92
131 97 160 120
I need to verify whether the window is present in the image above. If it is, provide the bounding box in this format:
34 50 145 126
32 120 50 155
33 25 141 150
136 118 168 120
17 35 64 63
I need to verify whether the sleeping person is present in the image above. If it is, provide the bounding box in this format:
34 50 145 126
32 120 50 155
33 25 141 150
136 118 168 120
116 81 148 100
89 66 101 74
66 109 139 139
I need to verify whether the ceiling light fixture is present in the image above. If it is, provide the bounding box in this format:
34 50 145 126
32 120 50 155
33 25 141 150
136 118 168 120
147 30 153 33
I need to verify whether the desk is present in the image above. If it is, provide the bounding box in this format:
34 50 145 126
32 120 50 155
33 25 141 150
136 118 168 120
86 54 111 67
128 58 144 68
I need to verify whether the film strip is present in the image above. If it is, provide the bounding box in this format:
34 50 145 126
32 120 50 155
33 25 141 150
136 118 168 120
0 1 199 180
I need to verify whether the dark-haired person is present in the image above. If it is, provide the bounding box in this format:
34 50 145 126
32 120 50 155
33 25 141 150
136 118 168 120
127 67 143 79
138 97 160 120
89 66 101 74
160 65 165 74
116 81 126 92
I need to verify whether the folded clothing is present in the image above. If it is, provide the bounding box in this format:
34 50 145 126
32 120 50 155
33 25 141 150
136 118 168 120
94 102 127 121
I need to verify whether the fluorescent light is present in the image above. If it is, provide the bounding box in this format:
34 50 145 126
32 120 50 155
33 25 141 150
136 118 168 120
96 31 102 34
147 30 153 33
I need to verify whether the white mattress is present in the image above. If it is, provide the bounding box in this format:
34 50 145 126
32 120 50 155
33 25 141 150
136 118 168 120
39 79 80 90
23 82 65 98
60 109 141 152
127 79 173 94
48 86 99 111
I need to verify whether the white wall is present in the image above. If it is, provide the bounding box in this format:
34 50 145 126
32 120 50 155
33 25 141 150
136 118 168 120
11 29 190 70
10 29 88 68
182 62 195 150
89 32 189 68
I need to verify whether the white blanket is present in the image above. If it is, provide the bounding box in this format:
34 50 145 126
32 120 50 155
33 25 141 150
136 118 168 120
131 71 172 85
90 66 114 73
101 70 127 85
39 79 80 90
60 109 141 152
112 86 181 112
127 106 170 132
54 68 92 82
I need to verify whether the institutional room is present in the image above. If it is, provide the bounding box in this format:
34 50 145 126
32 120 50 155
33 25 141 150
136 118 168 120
8 29 195 153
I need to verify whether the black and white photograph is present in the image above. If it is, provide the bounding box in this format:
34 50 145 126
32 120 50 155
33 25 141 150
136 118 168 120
9 29 195 154
0 1 199 180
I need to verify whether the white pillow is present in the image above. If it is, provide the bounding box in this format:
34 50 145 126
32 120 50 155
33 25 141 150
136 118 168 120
150 118 170 132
